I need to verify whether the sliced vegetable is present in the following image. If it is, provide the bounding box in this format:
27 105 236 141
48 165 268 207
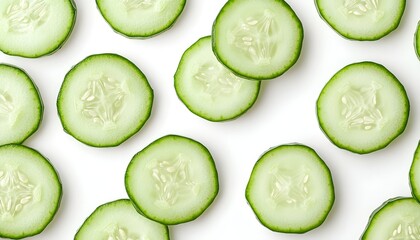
315 0 406 40
0 144 62 239
246 144 335 233
57 53 153 147
317 61 409 154
96 0 186 38
361 198 420 240
212 0 304 80
0 64 43 146
125 135 218 225
175 36 261 121
0 0 76 57
75 199 169 240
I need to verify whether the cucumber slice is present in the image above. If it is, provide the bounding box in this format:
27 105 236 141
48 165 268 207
315 0 406 40
57 53 153 147
174 36 261 121
361 198 420 240
0 144 62 239
96 0 186 38
75 199 169 240
245 144 334 233
125 135 219 225
0 0 76 58
0 64 43 146
409 142 420 201
212 0 304 80
317 62 409 154
415 22 420 60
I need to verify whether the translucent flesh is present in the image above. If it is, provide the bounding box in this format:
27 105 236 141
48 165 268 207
316 0 405 40
317 62 409 153
0 0 75 57
0 64 42 145
175 36 260 121
125 135 218 224
213 0 303 79
75 199 169 240
57 54 153 147
97 0 185 37
0 145 61 238
246 145 334 233
362 198 420 240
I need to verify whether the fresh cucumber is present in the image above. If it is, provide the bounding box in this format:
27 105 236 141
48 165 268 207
245 144 334 233
409 142 420 201
317 61 409 154
0 0 76 58
57 53 154 147
361 198 420 240
415 22 420 59
96 0 186 38
212 0 304 80
0 64 43 146
75 199 169 240
125 135 219 225
0 144 62 239
174 36 261 121
315 0 406 40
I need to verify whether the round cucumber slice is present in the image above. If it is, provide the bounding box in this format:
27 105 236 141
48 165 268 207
361 198 420 240
212 0 304 80
125 135 219 225
0 144 62 239
96 0 186 38
0 64 43 146
317 62 409 154
415 22 420 60
174 36 261 121
75 199 169 240
315 0 406 41
57 53 154 147
409 142 420 201
246 144 335 233
0 0 76 58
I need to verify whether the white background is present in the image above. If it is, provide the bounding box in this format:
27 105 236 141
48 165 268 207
1 0 420 239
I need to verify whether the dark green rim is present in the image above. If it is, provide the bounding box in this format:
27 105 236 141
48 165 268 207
0 144 62 239
174 36 261 122
0 0 77 58
314 0 406 41
212 0 304 80
316 61 410 154
245 144 335 233
57 53 154 147
125 134 219 225
96 0 186 38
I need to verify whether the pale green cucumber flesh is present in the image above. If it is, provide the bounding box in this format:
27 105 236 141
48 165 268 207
57 53 153 147
246 144 335 233
175 36 261 121
96 0 186 38
212 0 303 80
415 22 420 60
315 0 406 40
409 142 420 201
317 62 409 154
125 135 219 225
0 0 76 58
0 144 62 239
75 199 169 240
0 64 43 146
361 198 420 240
